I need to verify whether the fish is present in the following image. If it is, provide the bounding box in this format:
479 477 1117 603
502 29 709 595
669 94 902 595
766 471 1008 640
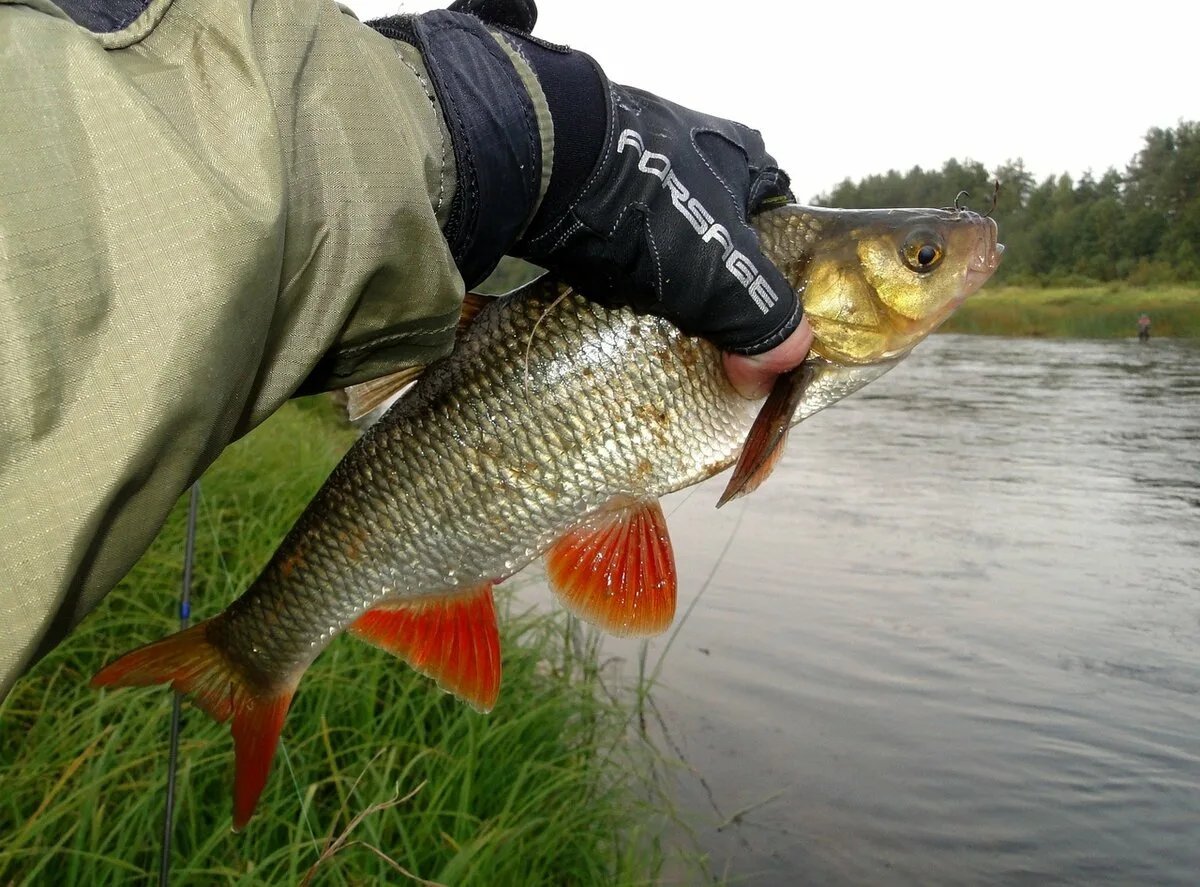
92 204 1002 829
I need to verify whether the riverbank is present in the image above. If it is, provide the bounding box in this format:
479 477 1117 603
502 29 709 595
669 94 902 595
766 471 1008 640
0 401 674 885
941 284 1200 338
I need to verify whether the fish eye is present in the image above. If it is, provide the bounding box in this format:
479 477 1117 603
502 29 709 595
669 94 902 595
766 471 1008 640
901 233 944 273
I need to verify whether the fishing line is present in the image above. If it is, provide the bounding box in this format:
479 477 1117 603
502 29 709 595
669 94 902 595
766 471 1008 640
666 483 704 518
523 286 572 398
280 740 321 847
649 501 747 685
160 481 200 887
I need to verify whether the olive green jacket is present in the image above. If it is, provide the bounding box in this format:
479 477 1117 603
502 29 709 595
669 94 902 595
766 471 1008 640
0 0 549 693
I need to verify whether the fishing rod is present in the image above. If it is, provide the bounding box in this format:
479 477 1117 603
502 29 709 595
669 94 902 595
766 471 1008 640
160 481 201 887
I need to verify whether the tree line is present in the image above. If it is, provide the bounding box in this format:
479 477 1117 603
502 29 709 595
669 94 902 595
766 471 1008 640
814 120 1200 286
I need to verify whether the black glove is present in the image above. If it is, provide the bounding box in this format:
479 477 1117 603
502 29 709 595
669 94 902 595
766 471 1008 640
371 4 800 355
446 0 537 33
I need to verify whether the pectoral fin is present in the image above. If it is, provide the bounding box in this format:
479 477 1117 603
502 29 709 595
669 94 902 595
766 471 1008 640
718 362 816 507
350 583 501 712
545 499 676 636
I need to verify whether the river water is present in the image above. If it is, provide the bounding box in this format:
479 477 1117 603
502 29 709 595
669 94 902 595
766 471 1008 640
607 335 1200 884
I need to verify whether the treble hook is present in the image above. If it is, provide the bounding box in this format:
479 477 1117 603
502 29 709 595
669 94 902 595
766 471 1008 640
984 180 1001 218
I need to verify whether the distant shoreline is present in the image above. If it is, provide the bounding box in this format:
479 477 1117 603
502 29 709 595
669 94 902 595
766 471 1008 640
939 284 1200 339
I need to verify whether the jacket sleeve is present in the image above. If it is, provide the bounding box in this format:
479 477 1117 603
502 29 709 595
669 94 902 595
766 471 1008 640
0 0 532 692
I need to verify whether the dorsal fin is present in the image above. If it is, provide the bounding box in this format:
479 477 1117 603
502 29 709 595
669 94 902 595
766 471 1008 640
544 499 676 636
717 362 815 507
349 584 501 712
342 293 495 421
344 366 425 421
459 291 492 331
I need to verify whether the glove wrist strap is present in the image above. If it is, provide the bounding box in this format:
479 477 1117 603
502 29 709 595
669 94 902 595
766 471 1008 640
492 31 609 248
371 12 544 288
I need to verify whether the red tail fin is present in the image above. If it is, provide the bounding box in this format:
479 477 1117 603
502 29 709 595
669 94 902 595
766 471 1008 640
92 621 295 830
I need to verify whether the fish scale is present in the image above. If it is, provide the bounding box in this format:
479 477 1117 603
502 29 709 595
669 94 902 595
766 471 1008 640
212 281 751 681
93 204 1002 828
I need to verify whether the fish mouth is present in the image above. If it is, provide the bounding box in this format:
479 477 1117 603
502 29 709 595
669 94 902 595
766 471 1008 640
963 215 1003 297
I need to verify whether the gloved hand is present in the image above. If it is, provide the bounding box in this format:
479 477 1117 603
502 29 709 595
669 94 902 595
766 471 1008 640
371 2 806 363
446 0 538 32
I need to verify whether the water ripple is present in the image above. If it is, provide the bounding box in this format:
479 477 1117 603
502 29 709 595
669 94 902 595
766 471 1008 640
638 335 1200 885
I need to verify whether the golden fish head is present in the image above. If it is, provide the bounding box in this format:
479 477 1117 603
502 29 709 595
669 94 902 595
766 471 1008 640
757 205 1003 365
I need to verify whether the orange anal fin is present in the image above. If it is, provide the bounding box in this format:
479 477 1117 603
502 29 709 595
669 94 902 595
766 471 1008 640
717 362 816 507
545 499 676 637
91 620 296 831
349 584 500 713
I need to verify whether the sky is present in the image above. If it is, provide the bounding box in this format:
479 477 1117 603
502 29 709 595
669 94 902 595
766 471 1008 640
347 1 1197 201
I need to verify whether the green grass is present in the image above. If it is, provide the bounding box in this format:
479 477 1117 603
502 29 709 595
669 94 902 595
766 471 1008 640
941 283 1200 338
0 400 682 886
